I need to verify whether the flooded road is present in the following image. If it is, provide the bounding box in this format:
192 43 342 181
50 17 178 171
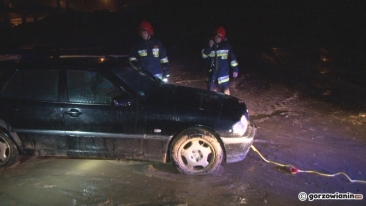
0 157 248 205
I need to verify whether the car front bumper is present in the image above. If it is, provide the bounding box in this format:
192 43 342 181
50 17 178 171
220 122 256 163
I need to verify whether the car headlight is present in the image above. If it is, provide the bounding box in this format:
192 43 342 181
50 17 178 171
232 115 248 136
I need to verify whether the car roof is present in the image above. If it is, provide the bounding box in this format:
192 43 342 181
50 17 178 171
0 54 130 71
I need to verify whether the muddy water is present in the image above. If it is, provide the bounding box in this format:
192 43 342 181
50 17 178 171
0 157 254 206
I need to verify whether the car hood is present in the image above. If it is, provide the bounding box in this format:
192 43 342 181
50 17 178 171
150 84 247 116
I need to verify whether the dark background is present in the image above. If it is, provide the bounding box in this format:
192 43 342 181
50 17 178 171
1 0 365 52
1 0 365 110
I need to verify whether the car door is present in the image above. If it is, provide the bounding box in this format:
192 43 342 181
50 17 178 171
63 69 145 157
0 68 66 154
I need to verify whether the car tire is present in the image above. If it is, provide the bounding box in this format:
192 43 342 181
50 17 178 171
0 133 20 169
171 128 223 175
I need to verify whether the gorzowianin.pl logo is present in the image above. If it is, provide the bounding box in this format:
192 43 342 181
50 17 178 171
298 192 363 201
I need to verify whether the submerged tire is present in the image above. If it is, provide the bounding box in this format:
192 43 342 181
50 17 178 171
0 133 20 169
171 128 223 175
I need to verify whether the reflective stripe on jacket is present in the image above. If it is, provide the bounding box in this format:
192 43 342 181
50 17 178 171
202 40 238 84
129 38 169 76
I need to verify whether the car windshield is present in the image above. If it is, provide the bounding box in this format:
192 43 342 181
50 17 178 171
112 65 163 98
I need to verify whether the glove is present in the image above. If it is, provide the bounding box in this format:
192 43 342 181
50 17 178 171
233 72 238 78
129 60 139 69
162 76 168 83
162 65 170 83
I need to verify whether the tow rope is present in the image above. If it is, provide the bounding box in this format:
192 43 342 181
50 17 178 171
250 145 366 184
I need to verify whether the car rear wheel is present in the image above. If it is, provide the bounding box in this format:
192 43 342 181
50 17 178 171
0 133 20 169
171 128 223 175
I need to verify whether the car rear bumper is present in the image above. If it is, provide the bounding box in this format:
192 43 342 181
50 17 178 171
220 122 256 163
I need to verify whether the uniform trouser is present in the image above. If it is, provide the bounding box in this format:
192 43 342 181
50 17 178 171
208 79 229 93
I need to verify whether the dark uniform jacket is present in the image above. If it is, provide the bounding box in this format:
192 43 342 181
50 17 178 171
129 37 170 77
201 40 238 84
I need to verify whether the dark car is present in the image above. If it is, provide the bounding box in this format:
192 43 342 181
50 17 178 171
0 55 256 175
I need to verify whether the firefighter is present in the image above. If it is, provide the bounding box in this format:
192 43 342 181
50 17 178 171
129 21 170 82
202 26 239 95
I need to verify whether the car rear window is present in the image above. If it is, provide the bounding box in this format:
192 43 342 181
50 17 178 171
0 69 59 102
0 62 17 90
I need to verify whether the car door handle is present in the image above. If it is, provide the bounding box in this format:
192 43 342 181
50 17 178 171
65 109 83 117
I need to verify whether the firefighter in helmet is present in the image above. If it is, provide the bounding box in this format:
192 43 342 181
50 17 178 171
129 21 170 82
202 26 239 95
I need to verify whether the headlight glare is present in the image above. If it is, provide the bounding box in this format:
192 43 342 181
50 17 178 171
232 115 248 136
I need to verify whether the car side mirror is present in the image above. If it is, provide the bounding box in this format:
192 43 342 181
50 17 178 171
112 95 134 107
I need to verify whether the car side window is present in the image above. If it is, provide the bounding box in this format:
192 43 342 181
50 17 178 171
0 69 59 101
67 70 122 104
